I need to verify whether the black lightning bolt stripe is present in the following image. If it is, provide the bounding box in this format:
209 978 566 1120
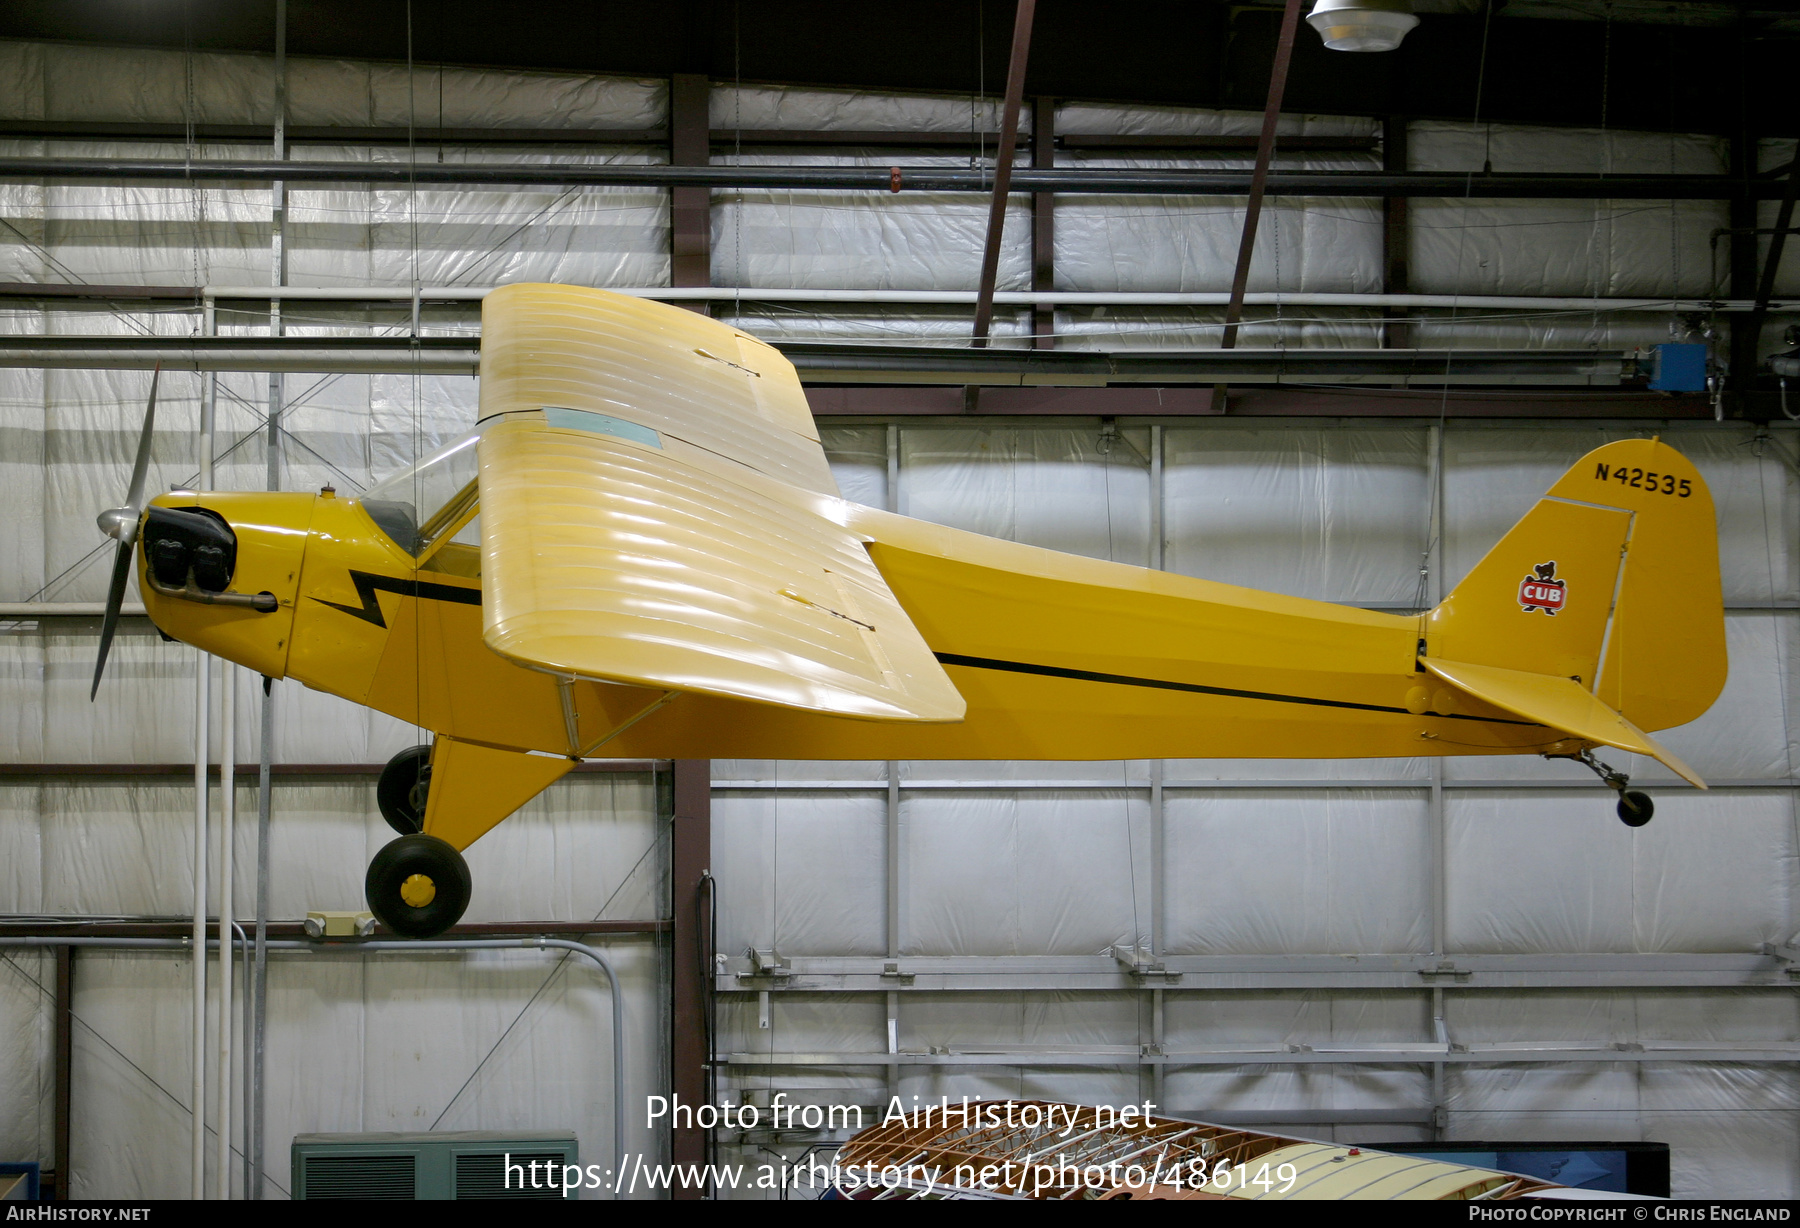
312 569 481 629
932 652 1541 727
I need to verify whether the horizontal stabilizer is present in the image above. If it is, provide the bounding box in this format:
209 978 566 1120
1422 656 1706 788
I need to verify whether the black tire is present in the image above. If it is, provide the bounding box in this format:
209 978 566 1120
366 833 471 938
376 745 432 835
1617 790 1654 827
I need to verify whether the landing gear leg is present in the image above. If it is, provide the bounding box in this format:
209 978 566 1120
1550 749 1654 827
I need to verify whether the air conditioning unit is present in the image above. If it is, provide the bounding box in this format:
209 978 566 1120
292 1132 578 1200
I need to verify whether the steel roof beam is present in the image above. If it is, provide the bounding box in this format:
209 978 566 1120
0 335 1630 385
1221 0 1305 352
970 0 1038 347
0 119 1378 152
722 1045 1800 1065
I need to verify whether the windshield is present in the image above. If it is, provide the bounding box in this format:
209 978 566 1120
362 429 482 556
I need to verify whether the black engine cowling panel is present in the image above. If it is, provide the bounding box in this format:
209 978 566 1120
143 506 236 592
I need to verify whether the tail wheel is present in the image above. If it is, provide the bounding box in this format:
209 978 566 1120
366 833 471 938
1617 790 1654 827
376 744 432 835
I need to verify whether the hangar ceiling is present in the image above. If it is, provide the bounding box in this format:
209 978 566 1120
2 0 1798 135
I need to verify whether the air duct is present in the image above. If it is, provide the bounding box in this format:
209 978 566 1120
1306 0 1419 51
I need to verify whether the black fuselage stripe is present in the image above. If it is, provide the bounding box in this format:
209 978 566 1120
408 579 483 604
312 569 480 628
932 652 1540 727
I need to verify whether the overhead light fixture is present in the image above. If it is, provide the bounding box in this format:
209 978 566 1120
1306 0 1420 52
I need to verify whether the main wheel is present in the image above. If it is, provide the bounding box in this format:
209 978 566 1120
366 833 471 938
376 745 432 835
1617 790 1654 827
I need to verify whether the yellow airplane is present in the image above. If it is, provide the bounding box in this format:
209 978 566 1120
88 285 1728 936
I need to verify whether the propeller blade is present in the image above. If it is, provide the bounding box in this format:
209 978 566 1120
121 364 160 519
90 538 135 701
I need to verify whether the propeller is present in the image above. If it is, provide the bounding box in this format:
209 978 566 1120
90 364 160 701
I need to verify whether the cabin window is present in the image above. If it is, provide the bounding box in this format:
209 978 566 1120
361 429 482 556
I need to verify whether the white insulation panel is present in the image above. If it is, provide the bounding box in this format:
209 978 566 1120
0 36 1796 1203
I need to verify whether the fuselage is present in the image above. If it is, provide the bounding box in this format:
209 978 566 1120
140 487 1564 763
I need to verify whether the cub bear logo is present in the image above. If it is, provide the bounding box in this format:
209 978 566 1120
1518 561 1566 615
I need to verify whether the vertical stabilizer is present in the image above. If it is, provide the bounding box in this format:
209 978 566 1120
1424 437 1726 737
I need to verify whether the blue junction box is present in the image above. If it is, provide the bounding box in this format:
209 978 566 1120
1649 343 1707 391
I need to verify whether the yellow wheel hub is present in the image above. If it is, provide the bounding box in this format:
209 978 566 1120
400 873 437 908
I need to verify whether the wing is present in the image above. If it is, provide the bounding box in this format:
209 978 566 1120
474 287 964 723
479 281 839 494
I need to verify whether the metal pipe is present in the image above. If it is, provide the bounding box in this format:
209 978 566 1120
196 283 1800 312
251 160 281 1182
970 0 1037 346
251 687 272 1201
0 603 148 617
0 337 1634 382
233 919 251 1201
0 935 628 1200
0 157 1792 198
191 308 215 1200
190 669 208 1200
145 573 280 609
0 340 479 375
216 666 234 1198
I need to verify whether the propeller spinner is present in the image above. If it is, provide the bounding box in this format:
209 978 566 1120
90 365 160 700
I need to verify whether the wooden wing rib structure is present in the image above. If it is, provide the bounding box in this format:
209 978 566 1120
832 1102 1564 1200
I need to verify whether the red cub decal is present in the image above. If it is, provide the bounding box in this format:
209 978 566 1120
1518 560 1566 615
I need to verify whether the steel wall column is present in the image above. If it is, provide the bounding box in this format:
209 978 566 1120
1149 758 1165 1110
52 945 71 1201
885 423 899 515
886 759 902 1101
669 758 711 1195
670 75 712 295
1426 421 1448 961
1728 20 1759 414
1149 424 1163 572
1430 986 1448 1139
1742 153 1800 409
1383 116 1411 350
1427 422 1449 1141
1031 97 1056 350
1729 129 1759 407
1148 442 1166 1111
251 10 286 1189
